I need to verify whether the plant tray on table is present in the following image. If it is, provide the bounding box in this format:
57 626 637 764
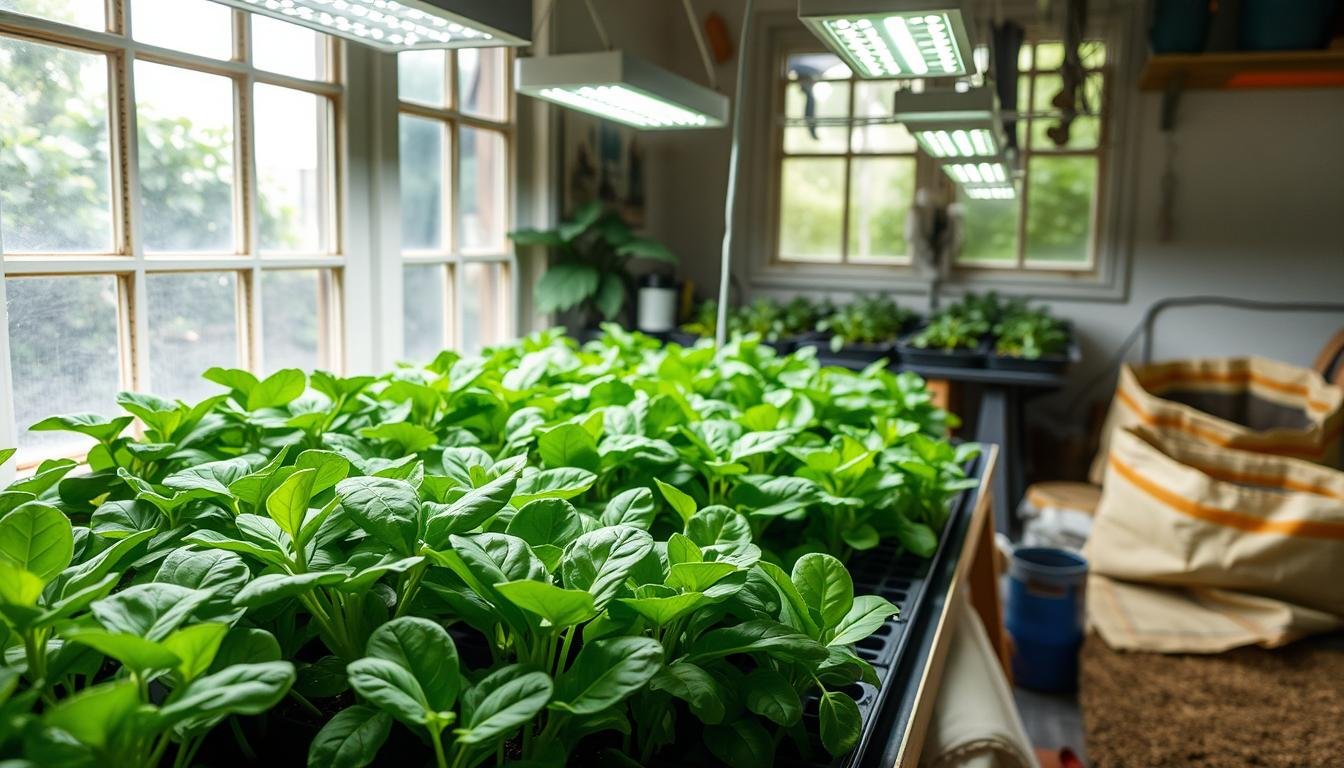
897 313 990 369
0 326 978 768
986 309 1076 375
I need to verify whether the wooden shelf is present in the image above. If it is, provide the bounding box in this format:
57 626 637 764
1140 49 1344 91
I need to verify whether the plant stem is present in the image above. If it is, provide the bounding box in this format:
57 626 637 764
394 562 428 618
230 717 257 760
430 728 450 768
556 625 577 677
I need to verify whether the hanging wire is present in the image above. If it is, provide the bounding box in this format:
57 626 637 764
583 0 612 50
715 0 756 348
531 0 557 42
681 0 719 90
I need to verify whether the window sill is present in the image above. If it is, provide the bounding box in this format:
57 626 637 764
748 258 1127 301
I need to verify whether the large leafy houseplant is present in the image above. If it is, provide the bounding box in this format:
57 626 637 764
510 202 676 325
0 327 977 768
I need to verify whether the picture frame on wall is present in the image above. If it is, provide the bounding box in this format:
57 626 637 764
561 110 647 227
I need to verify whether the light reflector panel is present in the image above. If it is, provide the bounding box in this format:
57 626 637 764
207 0 531 51
798 0 974 78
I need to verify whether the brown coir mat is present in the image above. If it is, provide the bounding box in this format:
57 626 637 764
1078 633 1344 767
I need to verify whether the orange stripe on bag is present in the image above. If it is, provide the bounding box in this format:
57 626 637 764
1136 369 1336 412
1115 388 1344 459
1108 455 1344 540
1185 464 1344 500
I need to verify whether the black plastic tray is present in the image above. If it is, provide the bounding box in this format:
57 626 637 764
794 335 895 367
983 327 1079 376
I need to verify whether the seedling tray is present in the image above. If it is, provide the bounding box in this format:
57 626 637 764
793 335 895 367
895 342 986 369
984 327 1079 375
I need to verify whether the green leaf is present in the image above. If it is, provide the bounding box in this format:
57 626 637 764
688 620 827 665
511 468 597 506
347 657 430 727
497 580 597 627
66 629 181 672
506 499 583 550
560 526 655 609
423 467 520 546
593 272 625 320
296 450 352 494
599 487 656 529
705 718 775 768
90 583 213 641
0 448 14 467
730 430 794 463
538 423 599 472
90 500 159 539
29 413 133 444
666 562 738 593
841 523 880 551
551 636 663 715
615 237 677 263
204 367 260 396
744 668 802 726
685 506 752 548
233 571 347 609
157 661 296 727
155 548 250 599
666 533 701 566
164 457 255 497
161 622 229 682
893 516 939 558
819 689 862 755
358 422 439 454
648 661 724 724
336 477 422 556
615 591 705 626
308 705 392 768
0 502 73 582
246 368 306 410
508 228 564 247
792 553 854 633
457 666 553 746
267 468 317 540
756 561 819 637
829 595 899 647
43 680 141 750
558 201 604 241
535 263 600 313
365 616 460 712
653 479 696 525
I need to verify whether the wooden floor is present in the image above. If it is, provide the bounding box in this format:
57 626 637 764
1013 686 1088 765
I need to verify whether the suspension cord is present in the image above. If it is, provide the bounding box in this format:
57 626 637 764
681 0 719 90
715 0 755 347
583 0 612 50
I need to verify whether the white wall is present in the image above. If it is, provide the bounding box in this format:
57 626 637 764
608 3 1344 414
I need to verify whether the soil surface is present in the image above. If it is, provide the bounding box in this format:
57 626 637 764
1079 633 1344 767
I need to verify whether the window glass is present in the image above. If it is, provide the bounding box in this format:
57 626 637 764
399 49 446 106
7 275 122 463
458 47 508 119
147 272 238 402
261 269 324 372
135 61 236 253
403 264 447 362
130 0 233 59
0 38 113 253
778 157 845 262
847 157 915 260
459 127 508 253
399 115 446 252
0 0 104 30
251 14 327 80
1024 155 1097 264
851 81 915 153
255 84 330 253
958 194 1018 263
461 262 508 355
783 78 848 154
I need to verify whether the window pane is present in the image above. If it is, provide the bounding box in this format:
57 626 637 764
1025 155 1097 265
261 269 326 372
0 38 113 253
1081 40 1107 68
1034 42 1064 71
847 157 914 260
135 61 235 253
130 0 233 59
852 82 916 153
785 52 851 80
460 127 507 253
0 0 103 30
778 157 844 262
147 272 238 402
399 49 446 106
458 48 508 120
399 115 446 251
7 275 121 463
252 14 328 81
461 262 509 354
958 195 1019 263
1029 114 1100 150
783 79 848 154
1031 73 1103 116
255 85 330 253
403 264 447 362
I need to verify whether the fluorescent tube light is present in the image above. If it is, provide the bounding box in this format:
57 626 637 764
206 0 531 51
798 0 974 79
892 86 1006 160
517 51 729 130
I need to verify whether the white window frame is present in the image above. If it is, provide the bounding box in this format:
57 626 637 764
734 5 1144 302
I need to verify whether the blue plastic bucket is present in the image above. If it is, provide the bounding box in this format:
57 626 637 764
1005 547 1087 693
1240 0 1336 50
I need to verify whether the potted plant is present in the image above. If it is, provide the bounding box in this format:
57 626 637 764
801 295 914 365
509 202 676 334
899 311 990 368
989 307 1075 374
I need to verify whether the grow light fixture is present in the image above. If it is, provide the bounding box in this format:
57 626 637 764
797 0 975 79
945 159 1016 200
206 0 531 51
892 86 1006 160
516 51 729 130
